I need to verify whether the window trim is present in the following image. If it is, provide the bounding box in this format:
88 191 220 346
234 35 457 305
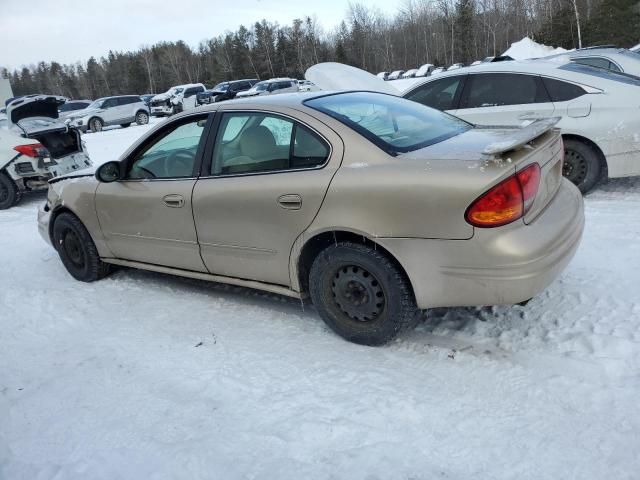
199 109 333 179
119 112 215 182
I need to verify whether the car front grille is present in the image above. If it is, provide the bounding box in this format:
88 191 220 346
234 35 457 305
150 99 170 107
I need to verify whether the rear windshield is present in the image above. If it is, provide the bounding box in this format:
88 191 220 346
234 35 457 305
305 91 471 155
559 63 640 86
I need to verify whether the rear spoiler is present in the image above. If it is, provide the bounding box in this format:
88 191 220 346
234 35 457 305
482 117 561 155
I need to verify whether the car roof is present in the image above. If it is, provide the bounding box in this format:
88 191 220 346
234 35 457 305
399 58 629 93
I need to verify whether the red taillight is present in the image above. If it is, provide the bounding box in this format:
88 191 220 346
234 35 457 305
14 143 45 158
466 163 541 228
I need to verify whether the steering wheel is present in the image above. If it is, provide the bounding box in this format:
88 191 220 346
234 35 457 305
163 149 194 177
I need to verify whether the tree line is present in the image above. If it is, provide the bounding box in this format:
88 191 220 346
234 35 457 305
2 0 638 100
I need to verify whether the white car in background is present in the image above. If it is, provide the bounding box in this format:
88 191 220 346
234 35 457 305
631 44 639 53
387 70 405 80
430 67 445 75
545 47 640 77
401 69 418 78
235 78 298 98
297 80 318 92
0 95 92 209
447 63 464 71
401 60 640 192
149 83 205 116
415 63 435 77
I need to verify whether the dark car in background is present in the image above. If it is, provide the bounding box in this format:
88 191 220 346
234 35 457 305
196 79 258 105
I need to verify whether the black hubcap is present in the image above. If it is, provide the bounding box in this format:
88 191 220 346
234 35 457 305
563 148 588 185
331 265 385 322
63 230 85 268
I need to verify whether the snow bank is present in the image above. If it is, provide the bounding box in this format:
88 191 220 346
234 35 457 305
503 37 568 60
2 123 640 479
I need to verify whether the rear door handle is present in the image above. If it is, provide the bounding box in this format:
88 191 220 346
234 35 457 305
163 194 185 208
277 194 302 210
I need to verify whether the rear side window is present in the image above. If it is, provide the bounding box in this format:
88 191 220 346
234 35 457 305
212 112 329 175
460 73 550 108
559 63 640 86
541 77 587 102
404 75 465 111
572 57 617 71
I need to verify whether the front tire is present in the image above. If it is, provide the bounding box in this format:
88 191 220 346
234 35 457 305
89 117 103 133
309 242 418 346
135 111 149 125
0 172 21 210
562 138 602 194
52 212 111 282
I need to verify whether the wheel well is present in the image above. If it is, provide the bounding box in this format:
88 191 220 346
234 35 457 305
48 206 77 242
136 110 148 116
562 133 608 180
87 116 102 127
297 230 414 297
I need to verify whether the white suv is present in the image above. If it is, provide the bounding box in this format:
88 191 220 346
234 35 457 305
150 84 206 116
66 95 149 133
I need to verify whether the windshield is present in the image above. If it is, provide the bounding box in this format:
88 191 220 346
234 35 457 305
560 63 640 86
254 82 269 92
86 99 104 109
305 91 471 155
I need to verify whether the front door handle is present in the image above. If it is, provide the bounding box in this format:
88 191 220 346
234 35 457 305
277 194 302 210
163 194 185 208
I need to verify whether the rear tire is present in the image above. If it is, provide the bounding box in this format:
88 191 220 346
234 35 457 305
52 212 111 282
135 111 149 125
0 172 21 210
309 242 418 346
89 117 103 133
562 138 602 194
120 123 131 128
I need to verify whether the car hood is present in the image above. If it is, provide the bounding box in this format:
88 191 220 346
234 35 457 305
66 107 102 119
49 165 96 184
305 62 399 95
236 90 260 97
152 92 173 101
7 94 66 126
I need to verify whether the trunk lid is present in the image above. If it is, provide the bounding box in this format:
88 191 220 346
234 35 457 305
305 62 399 95
401 119 564 226
8 95 88 161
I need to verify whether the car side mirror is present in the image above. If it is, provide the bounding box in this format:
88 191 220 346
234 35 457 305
96 161 122 183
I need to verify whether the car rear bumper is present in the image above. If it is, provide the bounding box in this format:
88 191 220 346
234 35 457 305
378 178 584 309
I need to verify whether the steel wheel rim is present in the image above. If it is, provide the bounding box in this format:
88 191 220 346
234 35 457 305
563 148 588 185
138 113 148 124
92 120 102 132
331 265 385 322
62 229 85 268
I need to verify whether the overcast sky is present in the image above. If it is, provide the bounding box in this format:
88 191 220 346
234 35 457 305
0 0 400 70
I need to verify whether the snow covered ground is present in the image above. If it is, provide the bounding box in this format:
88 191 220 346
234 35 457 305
1 120 640 479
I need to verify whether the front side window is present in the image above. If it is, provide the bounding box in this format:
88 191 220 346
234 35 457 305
404 75 465 111
461 73 550 109
102 98 117 109
305 91 471 155
128 116 207 179
211 112 329 175
573 57 611 70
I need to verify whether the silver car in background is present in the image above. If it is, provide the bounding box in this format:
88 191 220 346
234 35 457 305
66 95 150 133
546 47 640 77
